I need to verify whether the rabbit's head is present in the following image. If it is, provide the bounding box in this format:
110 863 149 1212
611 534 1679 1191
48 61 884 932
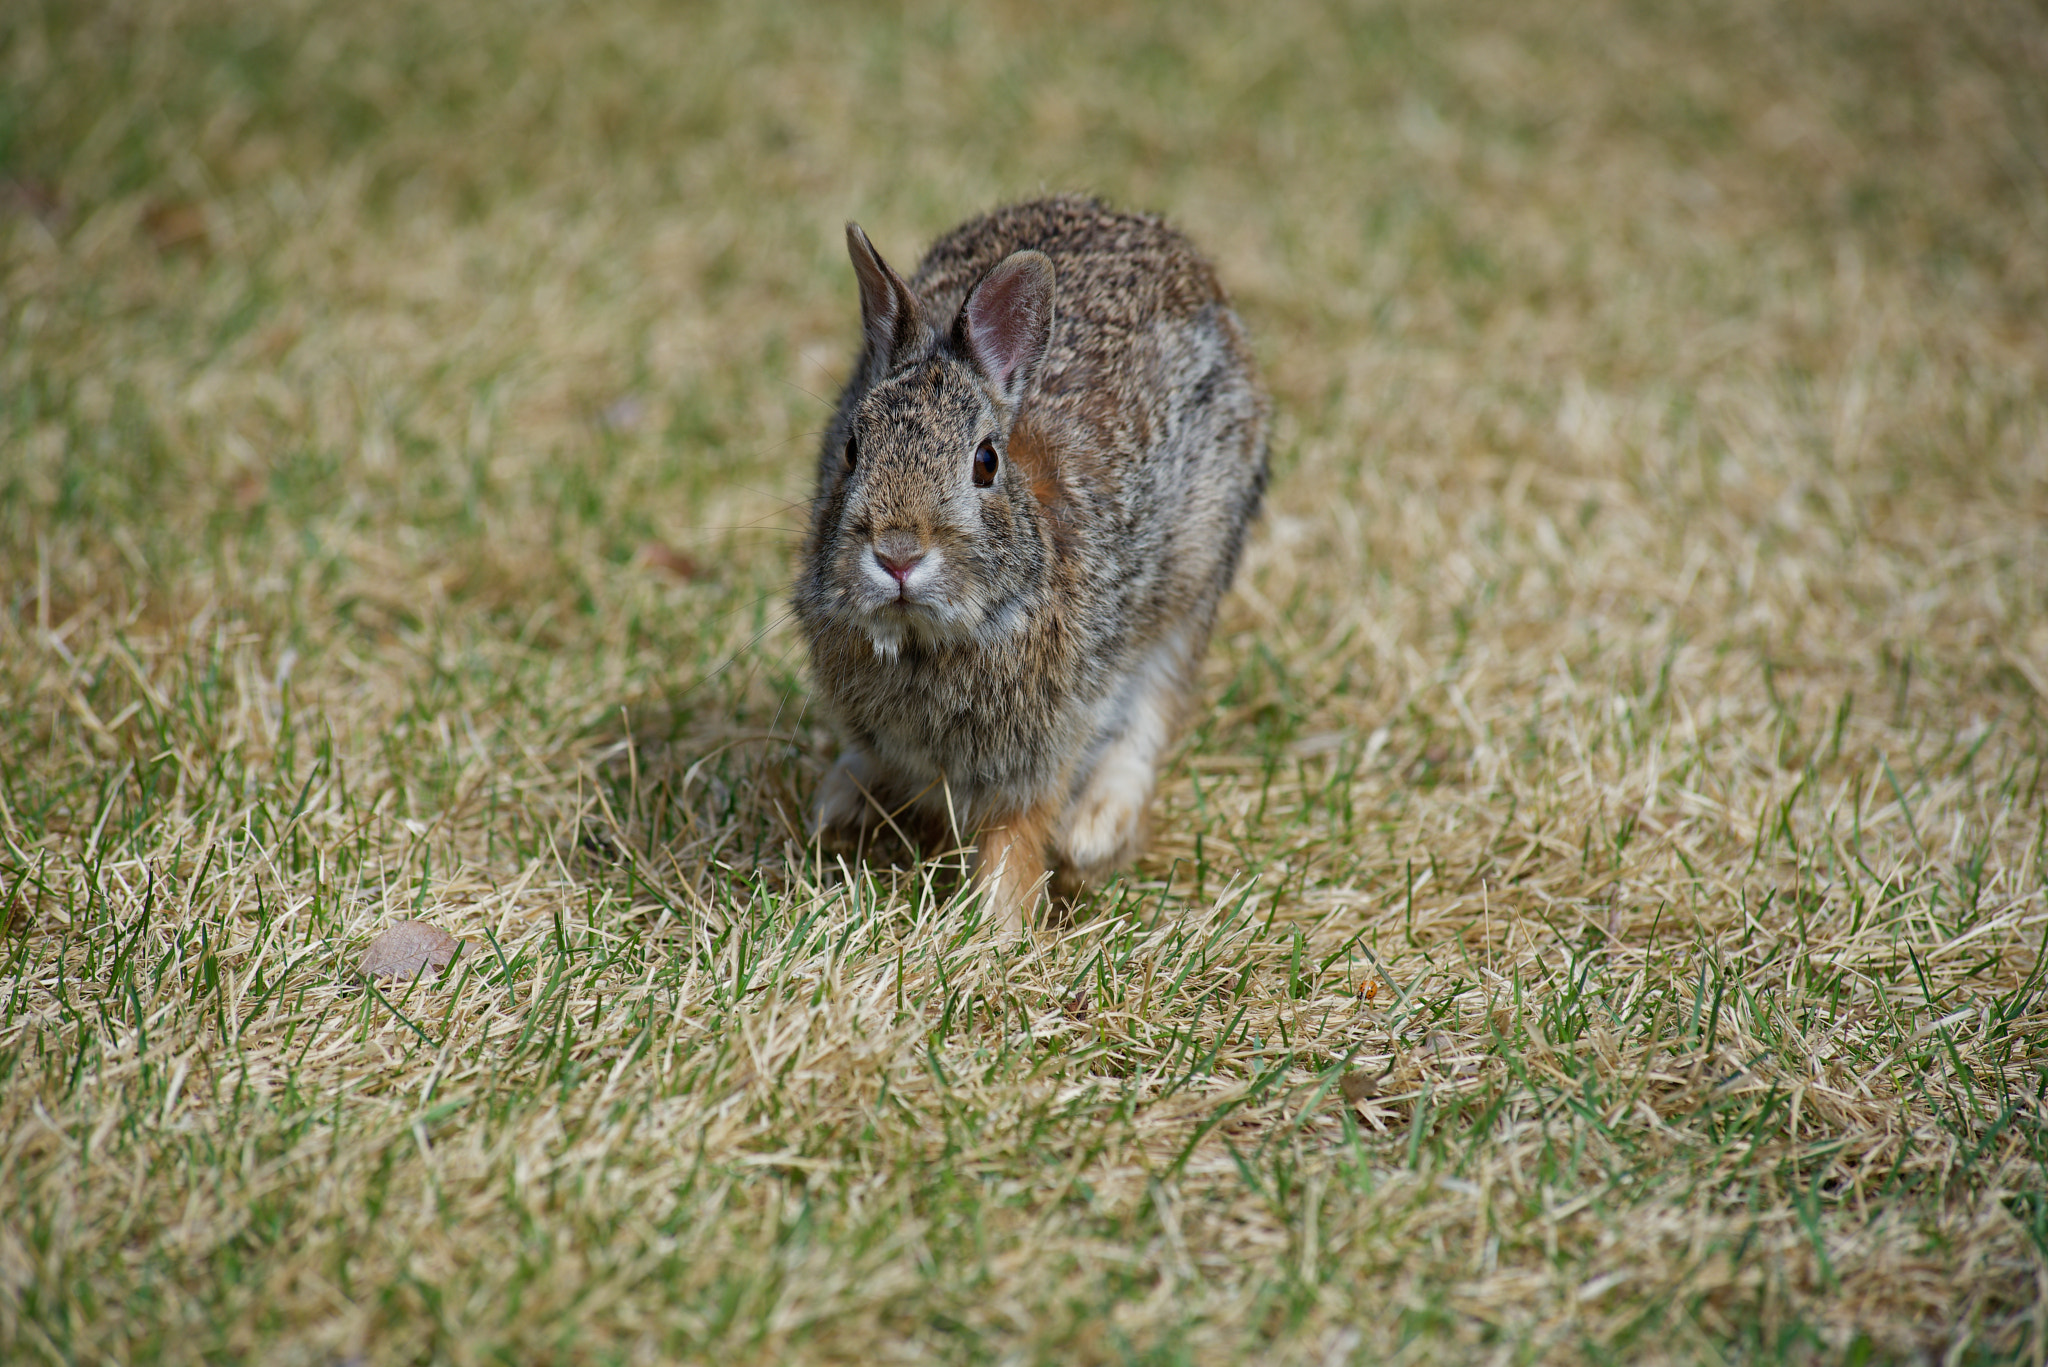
804 224 1059 661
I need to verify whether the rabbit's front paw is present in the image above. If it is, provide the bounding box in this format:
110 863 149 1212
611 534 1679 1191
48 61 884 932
1059 751 1152 875
1058 635 1185 874
812 747 884 837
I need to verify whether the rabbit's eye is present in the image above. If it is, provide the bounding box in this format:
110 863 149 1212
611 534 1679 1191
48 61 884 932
973 437 998 488
843 435 859 472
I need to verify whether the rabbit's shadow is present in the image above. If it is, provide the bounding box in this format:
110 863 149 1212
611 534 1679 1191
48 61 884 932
577 701 984 917
578 702 1104 931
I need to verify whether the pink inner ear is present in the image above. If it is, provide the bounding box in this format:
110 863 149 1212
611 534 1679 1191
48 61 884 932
965 253 1053 389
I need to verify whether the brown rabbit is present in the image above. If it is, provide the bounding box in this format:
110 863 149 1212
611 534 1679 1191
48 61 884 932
794 196 1268 931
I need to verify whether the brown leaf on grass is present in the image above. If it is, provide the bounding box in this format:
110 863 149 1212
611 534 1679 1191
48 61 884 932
0 177 66 226
637 542 704 581
361 920 463 980
143 200 210 255
1339 1059 1397 1106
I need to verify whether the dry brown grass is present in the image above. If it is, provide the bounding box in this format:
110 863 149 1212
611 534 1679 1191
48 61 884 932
3 0 2046 1362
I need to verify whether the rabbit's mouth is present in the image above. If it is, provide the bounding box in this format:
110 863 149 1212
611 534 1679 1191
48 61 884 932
865 594 966 641
854 590 1000 663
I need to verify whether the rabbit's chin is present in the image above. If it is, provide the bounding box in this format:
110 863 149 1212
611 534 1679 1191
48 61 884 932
856 594 1027 661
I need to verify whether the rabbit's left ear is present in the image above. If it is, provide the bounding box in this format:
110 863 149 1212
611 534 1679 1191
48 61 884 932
847 223 927 385
957 250 1054 406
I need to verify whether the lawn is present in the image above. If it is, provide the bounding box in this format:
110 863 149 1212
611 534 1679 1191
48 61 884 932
3 0 2046 1361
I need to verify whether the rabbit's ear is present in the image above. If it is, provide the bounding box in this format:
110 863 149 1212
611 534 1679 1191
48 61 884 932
847 223 925 380
957 250 1054 406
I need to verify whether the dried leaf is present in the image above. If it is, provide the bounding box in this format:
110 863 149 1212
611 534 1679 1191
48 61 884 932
637 542 703 581
1339 1069 1380 1104
143 200 209 254
361 920 463 980
0 177 65 226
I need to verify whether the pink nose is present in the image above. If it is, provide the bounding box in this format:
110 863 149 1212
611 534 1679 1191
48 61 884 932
875 549 923 584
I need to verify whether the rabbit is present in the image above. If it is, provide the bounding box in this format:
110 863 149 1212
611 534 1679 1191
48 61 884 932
794 196 1268 932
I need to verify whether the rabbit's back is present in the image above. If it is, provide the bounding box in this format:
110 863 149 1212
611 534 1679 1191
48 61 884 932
908 197 1267 655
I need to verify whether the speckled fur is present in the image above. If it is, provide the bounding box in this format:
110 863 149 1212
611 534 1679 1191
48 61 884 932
794 196 1269 930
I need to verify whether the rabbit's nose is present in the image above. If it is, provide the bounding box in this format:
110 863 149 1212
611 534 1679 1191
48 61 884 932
872 532 925 583
874 548 924 584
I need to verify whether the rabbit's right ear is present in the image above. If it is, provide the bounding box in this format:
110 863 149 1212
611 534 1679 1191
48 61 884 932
847 223 925 382
957 250 1054 407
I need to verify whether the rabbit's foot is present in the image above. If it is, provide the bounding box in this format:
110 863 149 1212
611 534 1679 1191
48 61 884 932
974 803 1059 935
1058 750 1153 876
1058 637 1186 874
812 747 886 837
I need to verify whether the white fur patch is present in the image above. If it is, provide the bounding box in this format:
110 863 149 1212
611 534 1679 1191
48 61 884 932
1057 624 1195 872
1061 746 1154 869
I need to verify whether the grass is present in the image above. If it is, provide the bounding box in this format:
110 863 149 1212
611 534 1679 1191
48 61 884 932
3 0 2046 1361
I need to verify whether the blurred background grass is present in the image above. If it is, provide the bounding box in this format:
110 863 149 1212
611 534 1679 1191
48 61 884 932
10 0 2043 577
